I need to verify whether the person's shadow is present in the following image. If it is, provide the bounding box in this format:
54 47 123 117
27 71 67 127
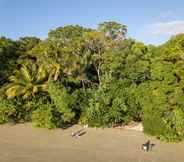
150 143 156 151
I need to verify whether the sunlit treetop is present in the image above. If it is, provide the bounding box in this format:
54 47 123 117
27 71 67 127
98 21 127 40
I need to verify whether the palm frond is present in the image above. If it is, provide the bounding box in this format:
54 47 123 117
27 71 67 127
20 65 32 82
37 65 47 81
4 64 49 99
37 83 48 91
5 85 26 99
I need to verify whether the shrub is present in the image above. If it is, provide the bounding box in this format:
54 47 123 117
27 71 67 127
31 103 56 129
0 99 16 123
70 89 91 120
9 95 49 123
139 82 184 142
79 88 109 127
48 80 75 123
31 95 74 129
80 81 142 127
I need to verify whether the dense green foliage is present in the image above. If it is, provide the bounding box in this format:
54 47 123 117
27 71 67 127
80 81 141 127
31 102 56 129
139 35 184 142
48 80 75 122
0 99 16 123
1 21 184 142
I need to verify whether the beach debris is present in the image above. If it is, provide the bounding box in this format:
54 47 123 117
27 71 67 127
113 122 143 131
83 124 88 128
124 122 143 131
71 129 86 139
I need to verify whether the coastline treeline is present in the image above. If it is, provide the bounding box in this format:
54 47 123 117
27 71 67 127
1 21 184 142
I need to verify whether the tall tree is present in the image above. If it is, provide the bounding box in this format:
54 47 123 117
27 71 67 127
98 21 127 40
84 31 107 85
48 25 91 42
17 37 41 54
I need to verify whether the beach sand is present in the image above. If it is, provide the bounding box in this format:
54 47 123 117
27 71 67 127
0 123 183 162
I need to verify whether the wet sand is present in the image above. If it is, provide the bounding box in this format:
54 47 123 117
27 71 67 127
0 123 183 162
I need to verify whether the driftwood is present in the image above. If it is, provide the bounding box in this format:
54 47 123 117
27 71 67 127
71 129 87 139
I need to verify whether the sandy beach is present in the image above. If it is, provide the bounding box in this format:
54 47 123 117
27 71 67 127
0 123 183 162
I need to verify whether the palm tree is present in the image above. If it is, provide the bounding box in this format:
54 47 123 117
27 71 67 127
4 64 48 99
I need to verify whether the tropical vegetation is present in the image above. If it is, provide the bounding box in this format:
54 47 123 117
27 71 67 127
1 21 184 142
